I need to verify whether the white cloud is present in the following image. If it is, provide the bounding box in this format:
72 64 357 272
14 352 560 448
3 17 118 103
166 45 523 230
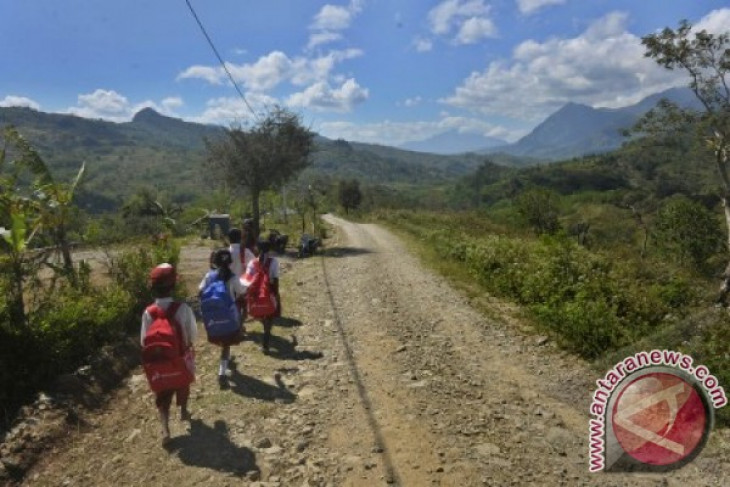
311 5 353 31
318 114 523 146
516 0 566 15
455 16 497 44
428 0 496 43
177 65 225 84
307 1 364 50
0 95 40 110
287 78 368 112
226 51 293 91
694 8 730 34
441 12 685 121
66 89 132 121
193 93 279 126
413 37 434 52
308 31 343 50
403 96 423 107
179 49 363 93
161 97 184 111
293 49 364 86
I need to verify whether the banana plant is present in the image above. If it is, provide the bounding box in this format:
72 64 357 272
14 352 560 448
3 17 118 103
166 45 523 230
2 126 86 285
34 161 86 283
0 209 43 325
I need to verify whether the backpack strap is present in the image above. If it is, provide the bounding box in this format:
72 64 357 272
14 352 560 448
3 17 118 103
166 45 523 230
263 257 272 275
146 304 162 319
166 302 185 352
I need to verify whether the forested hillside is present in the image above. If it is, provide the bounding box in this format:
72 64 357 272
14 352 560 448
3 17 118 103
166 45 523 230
0 107 536 212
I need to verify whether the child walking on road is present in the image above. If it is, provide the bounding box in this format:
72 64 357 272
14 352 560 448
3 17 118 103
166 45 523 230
199 249 247 389
228 227 256 278
140 263 197 445
242 237 281 354
228 227 256 324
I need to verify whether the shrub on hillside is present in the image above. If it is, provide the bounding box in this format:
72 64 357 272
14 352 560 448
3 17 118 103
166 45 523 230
653 196 724 269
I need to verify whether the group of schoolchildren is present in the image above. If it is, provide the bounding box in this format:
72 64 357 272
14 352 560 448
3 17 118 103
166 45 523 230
140 219 282 445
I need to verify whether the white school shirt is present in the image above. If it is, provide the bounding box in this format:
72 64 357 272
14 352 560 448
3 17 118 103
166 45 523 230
198 270 248 300
241 253 280 285
229 243 256 277
140 297 198 347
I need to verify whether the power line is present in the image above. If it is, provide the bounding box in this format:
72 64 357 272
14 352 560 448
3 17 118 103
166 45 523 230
184 0 259 121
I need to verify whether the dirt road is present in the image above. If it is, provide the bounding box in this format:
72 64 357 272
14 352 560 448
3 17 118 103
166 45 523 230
12 215 730 486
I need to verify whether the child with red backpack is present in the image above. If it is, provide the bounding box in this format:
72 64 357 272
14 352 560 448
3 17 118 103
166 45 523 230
140 263 197 445
199 248 247 389
228 227 256 324
242 236 281 354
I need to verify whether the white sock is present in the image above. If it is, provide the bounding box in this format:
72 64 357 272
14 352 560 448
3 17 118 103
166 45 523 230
219 360 228 376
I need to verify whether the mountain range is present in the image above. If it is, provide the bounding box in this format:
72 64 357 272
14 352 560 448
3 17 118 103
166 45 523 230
0 87 701 210
485 87 701 160
0 106 517 210
395 87 700 159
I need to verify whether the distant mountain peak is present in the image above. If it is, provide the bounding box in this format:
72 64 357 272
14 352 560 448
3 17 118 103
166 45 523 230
554 101 593 114
132 107 167 123
484 87 701 161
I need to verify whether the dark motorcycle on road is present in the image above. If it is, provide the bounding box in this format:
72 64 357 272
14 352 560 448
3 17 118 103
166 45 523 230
298 234 320 258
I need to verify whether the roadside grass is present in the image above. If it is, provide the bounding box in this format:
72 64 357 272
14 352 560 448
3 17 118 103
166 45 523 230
375 215 538 337
369 209 730 425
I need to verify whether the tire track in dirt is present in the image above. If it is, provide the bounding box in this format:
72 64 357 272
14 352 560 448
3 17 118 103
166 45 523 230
319 252 401 485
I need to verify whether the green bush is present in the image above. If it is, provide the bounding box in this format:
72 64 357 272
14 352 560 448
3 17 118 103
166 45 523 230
33 285 134 371
0 238 182 432
653 196 724 268
375 210 697 360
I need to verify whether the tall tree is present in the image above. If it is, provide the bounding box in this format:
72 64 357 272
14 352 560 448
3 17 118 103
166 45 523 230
338 178 362 215
639 20 730 297
515 187 561 235
204 107 314 237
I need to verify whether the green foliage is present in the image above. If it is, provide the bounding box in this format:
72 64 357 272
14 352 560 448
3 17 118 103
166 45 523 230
653 196 724 268
1 220 182 431
106 240 183 321
514 188 562 235
376 210 698 360
685 310 730 424
337 178 362 215
33 284 135 371
204 107 315 236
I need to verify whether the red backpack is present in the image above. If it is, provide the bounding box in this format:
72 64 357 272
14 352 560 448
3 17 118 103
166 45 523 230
141 302 194 393
246 258 277 319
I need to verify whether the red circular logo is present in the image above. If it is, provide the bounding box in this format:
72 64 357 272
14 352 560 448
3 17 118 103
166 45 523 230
612 372 708 466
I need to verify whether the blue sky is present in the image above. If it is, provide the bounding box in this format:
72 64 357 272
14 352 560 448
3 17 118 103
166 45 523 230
1 1 728 146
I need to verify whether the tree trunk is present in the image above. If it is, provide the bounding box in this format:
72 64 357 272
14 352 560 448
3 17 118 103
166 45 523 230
716 148 730 304
58 224 76 286
251 189 261 238
716 190 730 304
10 258 26 326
